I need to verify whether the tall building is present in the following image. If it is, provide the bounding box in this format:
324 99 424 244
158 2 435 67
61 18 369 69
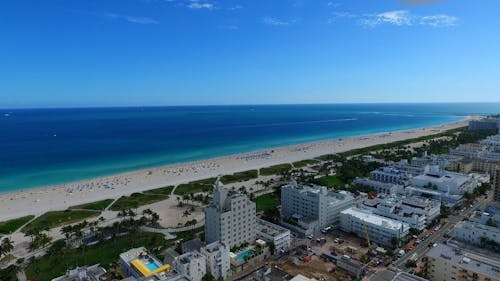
281 182 355 234
494 166 500 202
204 180 256 248
200 241 230 280
340 207 410 247
426 243 500 281
469 118 500 131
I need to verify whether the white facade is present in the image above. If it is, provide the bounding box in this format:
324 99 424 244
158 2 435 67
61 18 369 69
454 210 500 246
204 180 256 248
340 207 410 247
480 134 500 152
174 251 206 281
454 221 500 245
370 167 411 185
408 165 477 206
255 218 291 252
200 241 230 280
411 166 477 195
281 182 355 232
353 178 401 195
360 195 440 230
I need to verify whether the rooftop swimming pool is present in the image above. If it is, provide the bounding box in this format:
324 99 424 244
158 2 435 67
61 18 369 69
145 261 160 271
236 249 255 261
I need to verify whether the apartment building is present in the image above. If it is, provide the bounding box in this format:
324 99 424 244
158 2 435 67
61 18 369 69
281 182 355 234
340 207 410 247
200 241 230 280
204 180 256 248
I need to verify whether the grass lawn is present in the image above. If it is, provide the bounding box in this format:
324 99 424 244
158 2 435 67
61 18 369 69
109 193 168 211
143 186 175 195
254 193 280 212
293 159 320 168
69 199 114 211
220 170 258 184
174 178 217 195
260 163 292 176
21 210 99 233
0 215 35 234
25 232 169 281
175 226 204 241
313 175 345 187
0 265 19 281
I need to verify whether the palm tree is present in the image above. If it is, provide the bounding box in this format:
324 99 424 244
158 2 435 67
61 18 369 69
0 237 14 258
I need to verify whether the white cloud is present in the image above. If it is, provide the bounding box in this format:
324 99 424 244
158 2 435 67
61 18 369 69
359 10 412 27
333 10 459 28
263 17 290 26
188 2 214 10
104 13 159 24
420 14 458 27
227 5 243 11
327 2 341 8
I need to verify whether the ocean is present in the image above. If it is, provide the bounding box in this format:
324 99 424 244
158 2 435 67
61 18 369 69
0 103 498 192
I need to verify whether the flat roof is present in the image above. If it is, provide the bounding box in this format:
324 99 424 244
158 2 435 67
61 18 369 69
426 243 500 279
256 218 290 237
341 208 407 231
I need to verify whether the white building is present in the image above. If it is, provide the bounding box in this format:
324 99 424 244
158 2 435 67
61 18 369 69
454 210 500 246
353 178 401 195
480 134 500 152
370 167 411 185
199 241 230 280
426 243 500 281
281 182 355 234
204 180 256 248
174 251 206 281
408 165 477 206
255 218 291 252
340 207 410 247
360 195 440 230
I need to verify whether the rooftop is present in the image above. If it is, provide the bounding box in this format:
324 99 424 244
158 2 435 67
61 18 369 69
256 218 290 237
341 208 407 231
426 243 500 280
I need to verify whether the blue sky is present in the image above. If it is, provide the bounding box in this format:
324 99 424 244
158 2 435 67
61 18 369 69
1 0 499 107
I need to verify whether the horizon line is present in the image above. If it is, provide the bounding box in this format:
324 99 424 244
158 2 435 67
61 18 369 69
2 101 500 110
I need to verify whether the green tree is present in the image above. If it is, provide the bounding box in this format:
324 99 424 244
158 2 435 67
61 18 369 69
202 273 217 281
0 237 14 258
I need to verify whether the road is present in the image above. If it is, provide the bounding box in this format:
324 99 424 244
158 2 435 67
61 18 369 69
393 195 491 270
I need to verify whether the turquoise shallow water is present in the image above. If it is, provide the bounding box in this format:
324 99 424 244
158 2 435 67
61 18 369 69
0 103 497 192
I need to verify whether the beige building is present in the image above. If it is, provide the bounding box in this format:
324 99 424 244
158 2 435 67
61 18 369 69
426 243 500 281
204 180 256 248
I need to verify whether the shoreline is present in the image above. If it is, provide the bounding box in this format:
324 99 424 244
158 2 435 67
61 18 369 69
0 116 474 221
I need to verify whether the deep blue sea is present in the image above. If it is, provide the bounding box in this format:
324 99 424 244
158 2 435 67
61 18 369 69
0 103 498 192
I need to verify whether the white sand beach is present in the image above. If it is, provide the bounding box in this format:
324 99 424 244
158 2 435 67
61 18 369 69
0 117 474 221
